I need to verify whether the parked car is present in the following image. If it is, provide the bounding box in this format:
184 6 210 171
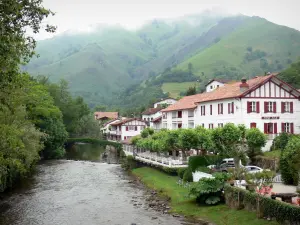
244 165 268 174
216 163 236 172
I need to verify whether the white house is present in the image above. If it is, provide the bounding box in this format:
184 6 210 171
205 79 228 93
101 119 120 135
154 98 177 108
162 74 300 151
107 118 147 142
142 98 178 131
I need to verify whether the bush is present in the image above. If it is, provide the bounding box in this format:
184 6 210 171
121 155 138 171
271 132 291 151
189 173 230 205
162 167 178 175
280 135 300 185
188 155 221 172
224 185 300 224
195 166 211 174
177 168 187 179
183 168 193 182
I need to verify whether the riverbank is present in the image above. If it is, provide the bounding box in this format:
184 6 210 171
132 167 279 225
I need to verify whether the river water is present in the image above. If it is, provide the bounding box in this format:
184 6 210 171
0 144 186 225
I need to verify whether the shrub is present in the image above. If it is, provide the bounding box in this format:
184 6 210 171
121 155 137 171
177 168 187 179
162 167 178 175
280 135 300 185
188 155 221 172
189 172 231 205
224 185 300 224
196 166 211 174
271 132 291 151
183 168 193 182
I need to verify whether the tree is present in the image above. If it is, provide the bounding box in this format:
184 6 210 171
177 129 198 161
186 86 197 96
195 126 213 154
245 128 266 162
188 63 193 75
211 123 246 169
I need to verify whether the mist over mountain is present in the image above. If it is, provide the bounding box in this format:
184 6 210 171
24 11 300 109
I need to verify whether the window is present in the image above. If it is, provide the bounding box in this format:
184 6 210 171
201 123 205 128
264 123 277 134
188 110 194 117
210 85 213 89
218 123 223 128
228 102 234 114
281 102 294 113
128 126 135 131
201 106 205 116
163 113 167 119
282 123 294 134
250 122 256 128
218 103 223 114
188 122 194 128
209 123 214 129
172 112 177 118
172 123 177 129
178 111 182 118
178 123 182 128
247 101 260 113
134 126 137 131
264 102 276 113
210 105 212 115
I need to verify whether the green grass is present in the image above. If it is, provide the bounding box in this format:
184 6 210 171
263 150 281 159
132 167 278 225
162 82 195 98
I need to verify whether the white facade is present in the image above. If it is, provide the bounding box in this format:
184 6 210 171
108 119 147 141
162 76 300 151
206 80 225 93
101 119 120 134
154 98 177 108
142 111 162 122
162 108 196 130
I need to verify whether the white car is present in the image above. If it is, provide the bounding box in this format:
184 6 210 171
245 165 264 174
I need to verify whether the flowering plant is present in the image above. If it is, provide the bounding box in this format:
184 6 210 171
256 184 273 196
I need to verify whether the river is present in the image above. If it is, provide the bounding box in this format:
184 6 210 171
0 144 187 225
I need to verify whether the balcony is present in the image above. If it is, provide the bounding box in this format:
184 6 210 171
109 130 122 135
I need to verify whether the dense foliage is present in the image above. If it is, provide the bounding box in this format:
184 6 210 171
224 185 300 223
189 173 231 205
280 135 300 185
0 0 100 192
188 155 221 172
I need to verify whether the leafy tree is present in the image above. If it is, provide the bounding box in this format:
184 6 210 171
177 129 198 161
185 86 197 96
278 60 300 89
194 126 213 154
245 128 266 161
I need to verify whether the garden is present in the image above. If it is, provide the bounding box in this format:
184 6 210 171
127 124 300 224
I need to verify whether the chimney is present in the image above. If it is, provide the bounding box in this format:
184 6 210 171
240 78 249 92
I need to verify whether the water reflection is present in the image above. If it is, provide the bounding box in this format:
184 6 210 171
65 143 105 161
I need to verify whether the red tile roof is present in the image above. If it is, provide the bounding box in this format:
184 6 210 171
94 112 118 120
162 74 275 112
111 118 145 126
142 107 162 115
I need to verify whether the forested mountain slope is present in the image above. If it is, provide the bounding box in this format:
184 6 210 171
25 12 300 109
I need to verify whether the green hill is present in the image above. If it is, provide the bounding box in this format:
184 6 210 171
25 13 300 109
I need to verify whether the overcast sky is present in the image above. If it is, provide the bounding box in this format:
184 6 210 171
37 0 300 40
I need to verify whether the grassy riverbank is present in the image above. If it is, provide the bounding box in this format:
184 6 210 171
132 167 278 225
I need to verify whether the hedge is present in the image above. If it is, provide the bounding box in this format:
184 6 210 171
224 185 300 225
188 155 221 172
253 155 279 171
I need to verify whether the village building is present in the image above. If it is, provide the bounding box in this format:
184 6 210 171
141 98 178 131
106 118 147 142
94 112 119 125
162 74 300 151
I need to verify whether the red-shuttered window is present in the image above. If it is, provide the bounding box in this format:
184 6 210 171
264 123 277 134
210 105 212 115
201 106 206 116
134 126 137 131
218 103 223 114
209 123 214 129
126 126 128 131
281 102 294 113
247 101 259 113
282 123 294 134
264 102 276 113
228 102 234 114
250 122 256 128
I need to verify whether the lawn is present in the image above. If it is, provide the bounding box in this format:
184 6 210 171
161 82 195 98
263 150 281 159
132 167 278 225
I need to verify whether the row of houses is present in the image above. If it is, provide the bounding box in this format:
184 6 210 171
96 73 300 151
